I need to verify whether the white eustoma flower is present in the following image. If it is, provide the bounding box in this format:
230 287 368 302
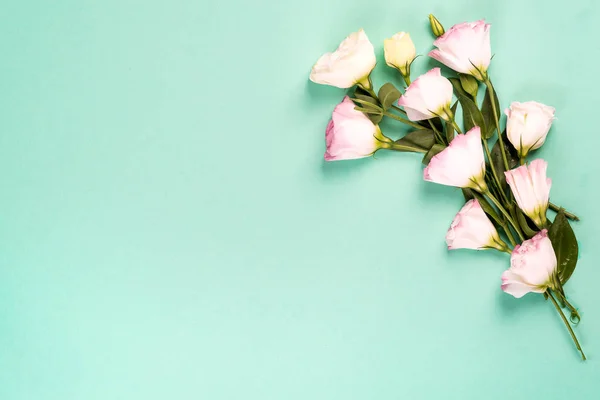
505 101 556 159
310 29 376 89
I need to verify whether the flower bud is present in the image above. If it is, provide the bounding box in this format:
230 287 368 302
428 14 445 37
384 32 416 78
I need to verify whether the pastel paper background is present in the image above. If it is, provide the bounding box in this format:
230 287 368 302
1 0 599 399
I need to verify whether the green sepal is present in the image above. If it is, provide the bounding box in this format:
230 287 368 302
458 73 479 100
422 143 446 165
514 207 539 238
481 81 501 139
548 209 579 286
394 129 436 153
449 78 485 132
378 83 401 110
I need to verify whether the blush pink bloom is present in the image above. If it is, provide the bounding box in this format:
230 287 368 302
428 20 492 81
397 68 454 121
505 101 556 159
310 29 376 89
446 199 506 251
324 96 388 161
505 159 552 227
501 230 557 298
423 126 487 191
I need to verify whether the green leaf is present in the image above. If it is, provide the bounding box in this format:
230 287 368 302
352 98 383 112
481 82 501 139
515 207 539 238
548 210 579 286
449 78 485 132
446 101 459 143
378 83 401 110
422 144 446 165
354 93 380 107
458 73 479 100
471 191 503 225
394 129 436 153
366 112 383 124
490 132 519 189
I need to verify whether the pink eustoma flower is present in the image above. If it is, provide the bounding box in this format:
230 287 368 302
501 230 557 298
429 20 492 81
397 68 454 121
446 199 506 251
324 96 387 161
423 126 487 191
505 159 552 227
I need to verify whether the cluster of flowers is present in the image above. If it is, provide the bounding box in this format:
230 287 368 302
310 16 586 360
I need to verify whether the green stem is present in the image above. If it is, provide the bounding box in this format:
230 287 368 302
428 119 446 145
391 104 407 115
451 120 463 134
549 202 580 221
383 112 423 130
486 192 525 242
554 290 581 323
548 289 586 361
484 78 509 171
386 143 427 154
481 139 509 205
500 223 518 247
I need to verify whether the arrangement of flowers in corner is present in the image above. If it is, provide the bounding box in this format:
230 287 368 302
310 16 586 360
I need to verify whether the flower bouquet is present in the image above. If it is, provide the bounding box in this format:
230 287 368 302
310 16 586 360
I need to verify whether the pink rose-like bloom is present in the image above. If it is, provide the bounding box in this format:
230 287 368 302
429 20 491 81
505 101 556 158
501 230 557 298
310 29 376 89
397 68 454 121
446 199 505 251
505 159 552 227
424 126 487 191
324 96 387 161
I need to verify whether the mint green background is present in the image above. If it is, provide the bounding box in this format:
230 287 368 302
1 0 599 399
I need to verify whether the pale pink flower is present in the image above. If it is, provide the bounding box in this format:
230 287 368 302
505 101 556 158
397 68 454 121
423 126 487 191
428 20 492 81
505 159 552 227
310 30 376 89
324 96 387 161
501 230 557 298
446 199 506 251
